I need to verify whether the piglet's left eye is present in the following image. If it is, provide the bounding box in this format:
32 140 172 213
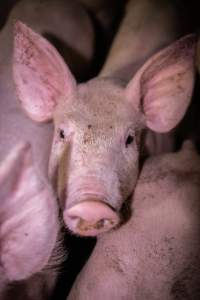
59 129 65 139
125 135 134 147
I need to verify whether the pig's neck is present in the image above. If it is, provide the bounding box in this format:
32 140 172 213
99 0 180 83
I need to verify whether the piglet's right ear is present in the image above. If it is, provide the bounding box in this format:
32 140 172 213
13 21 76 122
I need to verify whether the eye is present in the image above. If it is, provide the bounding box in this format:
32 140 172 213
59 129 65 139
125 135 134 147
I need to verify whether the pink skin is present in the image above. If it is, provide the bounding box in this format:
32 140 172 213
0 0 94 178
0 143 59 299
0 0 95 296
68 141 200 300
13 2 196 236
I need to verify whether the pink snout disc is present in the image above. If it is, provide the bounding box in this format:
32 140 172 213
63 200 119 236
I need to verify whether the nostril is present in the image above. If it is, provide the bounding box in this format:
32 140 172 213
63 200 119 236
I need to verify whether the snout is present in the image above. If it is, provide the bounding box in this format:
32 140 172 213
63 200 119 236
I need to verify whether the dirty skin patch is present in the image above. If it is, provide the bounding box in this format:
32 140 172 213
77 219 115 232
171 264 200 300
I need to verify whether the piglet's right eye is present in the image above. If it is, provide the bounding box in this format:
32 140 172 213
59 129 65 139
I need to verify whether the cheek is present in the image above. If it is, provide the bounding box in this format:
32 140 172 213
57 147 70 204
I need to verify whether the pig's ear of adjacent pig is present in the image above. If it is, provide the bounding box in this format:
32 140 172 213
0 143 58 281
126 34 196 133
13 21 76 122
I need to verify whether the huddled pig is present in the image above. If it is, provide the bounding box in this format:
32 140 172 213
13 0 196 237
13 1 196 236
0 0 95 297
0 143 61 299
68 141 200 300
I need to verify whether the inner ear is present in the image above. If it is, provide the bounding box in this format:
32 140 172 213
126 34 196 133
13 21 76 123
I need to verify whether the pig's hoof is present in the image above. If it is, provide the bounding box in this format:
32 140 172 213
63 200 119 236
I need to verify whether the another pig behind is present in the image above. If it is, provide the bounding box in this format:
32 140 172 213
0 1 95 297
68 141 200 300
0 143 61 299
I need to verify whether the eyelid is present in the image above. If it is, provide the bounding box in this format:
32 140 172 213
57 127 74 142
125 128 135 139
124 128 135 146
59 129 65 138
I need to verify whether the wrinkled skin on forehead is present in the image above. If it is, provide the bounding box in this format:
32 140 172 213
51 78 142 209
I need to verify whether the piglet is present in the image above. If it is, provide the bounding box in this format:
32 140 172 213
68 141 200 300
0 1 95 296
0 143 60 299
13 20 196 237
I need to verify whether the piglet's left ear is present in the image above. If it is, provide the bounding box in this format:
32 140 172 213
126 35 196 133
13 21 76 122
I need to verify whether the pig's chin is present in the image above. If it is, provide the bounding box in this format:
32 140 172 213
63 194 120 236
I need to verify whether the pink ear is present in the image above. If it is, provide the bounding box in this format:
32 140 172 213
126 35 196 133
13 21 76 122
0 143 59 281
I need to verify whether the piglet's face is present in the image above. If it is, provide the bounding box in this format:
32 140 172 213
49 79 141 235
13 21 196 236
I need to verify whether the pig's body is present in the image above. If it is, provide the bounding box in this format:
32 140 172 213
0 144 60 299
68 142 200 300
